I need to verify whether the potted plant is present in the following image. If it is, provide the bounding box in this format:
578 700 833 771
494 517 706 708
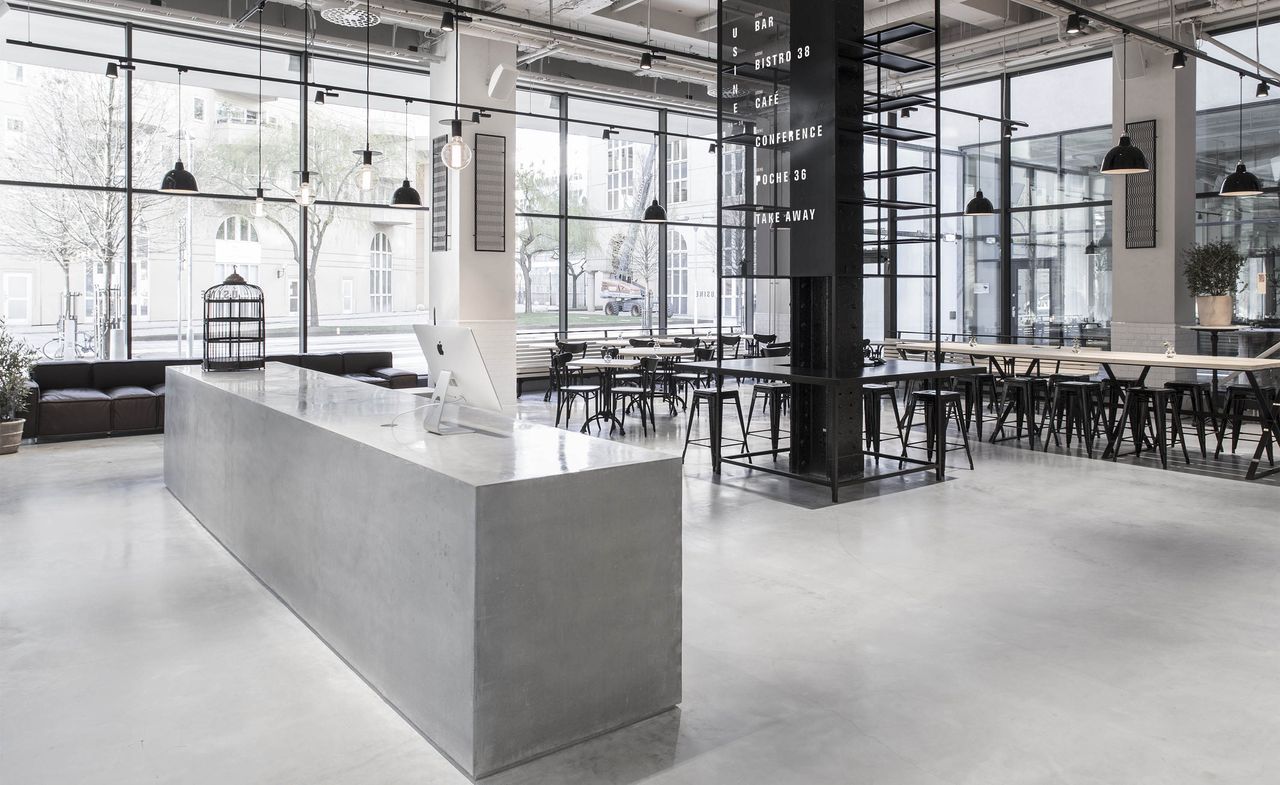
1183 240 1246 326
0 318 37 455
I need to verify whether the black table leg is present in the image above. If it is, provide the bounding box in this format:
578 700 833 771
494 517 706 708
1244 371 1280 480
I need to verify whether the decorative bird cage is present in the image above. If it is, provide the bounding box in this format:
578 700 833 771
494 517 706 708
203 271 265 372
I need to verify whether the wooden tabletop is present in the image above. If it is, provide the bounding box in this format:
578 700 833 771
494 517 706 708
568 358 641 369
1178 325 1242 331
677 357 981 386
618 347 696 358
895 340 1280 372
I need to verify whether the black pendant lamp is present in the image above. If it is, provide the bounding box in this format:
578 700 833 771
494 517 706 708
391 100 423 208
964 118 994 216
160 67 199 194
1220 76 1264 196
643 199 668 222
1101 35 1150 175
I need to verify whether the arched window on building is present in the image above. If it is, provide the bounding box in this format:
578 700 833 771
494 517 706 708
215 215 258 243
214 216 262 285
370 232 392 313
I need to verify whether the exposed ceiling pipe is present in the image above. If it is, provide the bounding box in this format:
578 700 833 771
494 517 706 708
1199 29 1280 80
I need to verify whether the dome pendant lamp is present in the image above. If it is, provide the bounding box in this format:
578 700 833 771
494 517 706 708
1220 75 1264 196
440 3 473 171
391 99 424 208
1101 34 1150 175
160 68 199 194
964 118 995 216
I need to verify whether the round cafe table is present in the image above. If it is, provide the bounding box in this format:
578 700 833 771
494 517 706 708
567 357 641 435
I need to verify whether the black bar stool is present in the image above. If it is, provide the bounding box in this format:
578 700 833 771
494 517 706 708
901 389 974 470
1164 379 1218 458
1216 383 1277 459
747 382 790 454
862 383 904 461
682 387 750 468
1107 387 1190 469
951 372 999 438
1041 380 1103 457
990 377 1048 443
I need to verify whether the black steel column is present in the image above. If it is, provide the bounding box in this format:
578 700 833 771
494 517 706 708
124 23 134 358
558 92 569 337
299 44 310 353
787 1 864 480
999 72 1014 343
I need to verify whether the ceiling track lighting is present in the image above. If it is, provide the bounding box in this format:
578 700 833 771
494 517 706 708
1101 34 1150 175
1065 12 1087 35
104 61 133 79
639 51 666 71
160 67 199 194
1258 81 1270 98
391 99 423 209
964 118 994 216
1172 51 1187 70
602 127 618 140
441 8 474 171
314 88 339 105
440 9 472 32
900 106 914 118
1221 75 1264 196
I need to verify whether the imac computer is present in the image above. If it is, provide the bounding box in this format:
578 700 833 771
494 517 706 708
412 324 504 434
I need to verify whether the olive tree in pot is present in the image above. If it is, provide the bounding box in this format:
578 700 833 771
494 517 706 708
1183 240 1246 326
0 318 37 455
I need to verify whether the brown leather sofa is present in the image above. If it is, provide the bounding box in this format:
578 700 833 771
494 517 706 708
22 351 421 441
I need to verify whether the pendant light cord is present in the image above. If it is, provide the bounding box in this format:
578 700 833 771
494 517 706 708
1120 33 1127 135
1239 74 1245 159
404 99 411 180
176 68 183 160
453 4 461 122
365 0 371 150
257 10 263 191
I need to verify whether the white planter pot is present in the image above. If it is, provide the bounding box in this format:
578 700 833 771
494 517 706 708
0 419 23 455
1196 295 1234 327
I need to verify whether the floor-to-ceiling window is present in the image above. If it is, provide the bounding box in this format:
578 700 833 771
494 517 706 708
512 89 727 336
1008 57 1113 345
1194 22 1280 325
0 6 432 368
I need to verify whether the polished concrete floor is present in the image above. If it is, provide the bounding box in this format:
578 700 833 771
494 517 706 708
3 399 1279 784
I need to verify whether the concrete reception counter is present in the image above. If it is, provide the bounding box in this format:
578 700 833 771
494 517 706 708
163 363 682 778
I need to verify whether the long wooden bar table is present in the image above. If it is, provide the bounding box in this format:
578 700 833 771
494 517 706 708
896 341 1280 480
676 357 981 501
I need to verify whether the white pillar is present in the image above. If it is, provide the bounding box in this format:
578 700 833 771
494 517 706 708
430 34 518 405
1110 38 1197 381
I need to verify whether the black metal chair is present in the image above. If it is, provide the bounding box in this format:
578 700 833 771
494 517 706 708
717 334 742 359
749 333 777 357
551 352 600 430
610 357 658 436
629 337 657 348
